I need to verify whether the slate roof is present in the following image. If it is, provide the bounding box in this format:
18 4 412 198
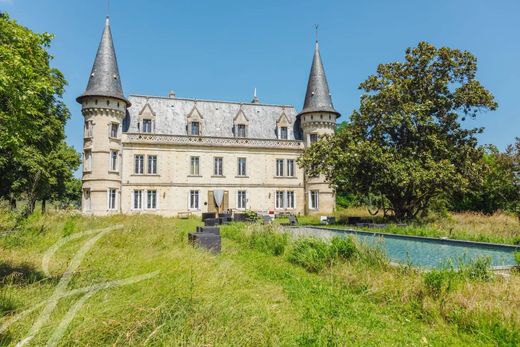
124 95 301 140
300 42 339 116
77 17 130 106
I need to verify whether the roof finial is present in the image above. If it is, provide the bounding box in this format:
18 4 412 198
315 24 319 43
251 87 260 104
107 0 110 19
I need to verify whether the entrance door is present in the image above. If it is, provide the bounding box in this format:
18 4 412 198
207 190 229 213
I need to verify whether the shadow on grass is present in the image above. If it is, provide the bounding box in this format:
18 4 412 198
0 262 46 285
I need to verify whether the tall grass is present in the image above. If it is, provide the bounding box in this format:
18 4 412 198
0 211 519 345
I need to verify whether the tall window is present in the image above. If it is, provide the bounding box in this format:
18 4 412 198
189 190 199 209
214 157 223 176
190 121 200 135
148 155 157 174
84 150 92 171
236 124 247 138
133 190 143 209
83 189 91 210
237 158 247 176
275 191 284 209
276 159 284 177
309 133 319 144
310 190 319 209
280 126 288 140
110 123 119 138
147 190 157 209
108 188 117 210
84 121 93 138
142 119 152 133
110 150 118 171
237 190 247 209
134 155 144 174
287 191 295 209
190 156 200 175
287 159 295 177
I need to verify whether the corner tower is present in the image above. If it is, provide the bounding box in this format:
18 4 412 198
298 40 340 215
77 17 130 215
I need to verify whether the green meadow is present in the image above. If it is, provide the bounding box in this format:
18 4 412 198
1 212 519 346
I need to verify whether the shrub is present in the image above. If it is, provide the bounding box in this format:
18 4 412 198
249 228 288 256
514 252 520 265
330 236 357 260
423 269 456 299
462 256 492 281
288 238 333 273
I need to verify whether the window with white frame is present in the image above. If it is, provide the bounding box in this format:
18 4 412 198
236 124 247 138
287 191 295 209
84 121 93 138
190 121 200 135
275 191 284 209
84 150 92 172
276 159 284 177
287 159 295 177
147 190 157 209
237 158 246 176
142 119 152 133
237 190 247 209
133 190 143 209
134 155 144 174
110 150 118 171
110 123 119 138
309 190 319 209
148 155 157 174
190 156 200 175
214 157 223 176
108 188 117 210
309 133 319 144
280 126 288 140
189 190 200 210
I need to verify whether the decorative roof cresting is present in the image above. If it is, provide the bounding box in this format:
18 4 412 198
77 17 130 106
300 41 339 117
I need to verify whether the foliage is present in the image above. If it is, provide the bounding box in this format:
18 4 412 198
299 42 497 220
248 226 288 256
288 238 335 272
423 268 456 299
0 12 79 213
515 252 520 265
330 236 356 260
453 144 519 214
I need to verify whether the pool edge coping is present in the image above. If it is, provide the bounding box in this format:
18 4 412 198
287 225 520 251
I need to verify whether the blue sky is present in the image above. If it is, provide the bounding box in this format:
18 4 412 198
2 0 519 153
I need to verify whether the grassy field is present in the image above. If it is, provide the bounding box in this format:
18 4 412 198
1 212 519 346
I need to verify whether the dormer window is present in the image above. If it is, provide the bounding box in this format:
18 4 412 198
236 124 247 138
142 119 152 133
280 127 288 140
191 121 200 136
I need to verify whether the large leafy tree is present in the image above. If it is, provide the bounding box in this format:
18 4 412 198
0 12 80 213
299 42 497 220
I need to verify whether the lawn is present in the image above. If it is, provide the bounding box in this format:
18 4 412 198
1 212 519 346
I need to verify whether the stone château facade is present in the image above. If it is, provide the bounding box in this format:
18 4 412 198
78 17 340 216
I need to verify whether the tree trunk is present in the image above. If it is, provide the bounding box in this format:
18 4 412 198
9 197 16 210
41 199 46 214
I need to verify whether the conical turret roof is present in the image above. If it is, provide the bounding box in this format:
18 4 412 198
77 17 130 106
299 41 338 116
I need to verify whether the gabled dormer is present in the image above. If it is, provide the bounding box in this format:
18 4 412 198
137 102 156 133
233 107 249 138
276 111 291 140
187 104 203 136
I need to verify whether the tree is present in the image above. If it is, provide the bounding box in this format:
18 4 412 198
452 145 518 214
0 12 80 213
299 42 497 220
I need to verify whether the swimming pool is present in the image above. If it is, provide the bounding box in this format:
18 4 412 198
288 226 520 269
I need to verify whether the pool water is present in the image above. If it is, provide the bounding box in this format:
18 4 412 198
289 227 520 269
